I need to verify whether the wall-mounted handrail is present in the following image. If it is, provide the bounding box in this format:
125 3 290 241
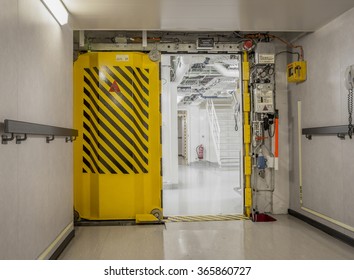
1 119 78 144
302 125 351 140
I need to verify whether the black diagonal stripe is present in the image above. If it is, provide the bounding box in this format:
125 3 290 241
83 156 94 173
136 67 149 84
83 135 116 174
84 68 100 85
103 67 149 131
85 116 148 174
114 66 149 117
83 105 136 173
84 68 99 87
84 119 135 174
82 142 103 174
84 105 147 173
83 115 116 174
83 89 148 166
83 121 131 174
132 82 149 116
84 120 129 174
114 66 149 108
145 68 149 73
83 143 101 173
126 66 148 95
85 68 149 141
84 72 148 151
83 133 118 174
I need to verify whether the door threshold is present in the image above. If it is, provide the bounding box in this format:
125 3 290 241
164 214 248 223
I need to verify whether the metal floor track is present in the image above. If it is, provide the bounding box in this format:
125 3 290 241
75 219 165 226
164 214 248 223
74 215 248 226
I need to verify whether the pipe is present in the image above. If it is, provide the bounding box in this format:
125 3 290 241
274 117 279 170
274 117 279 157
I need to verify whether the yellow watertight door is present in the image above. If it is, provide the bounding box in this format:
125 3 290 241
73 52 162 222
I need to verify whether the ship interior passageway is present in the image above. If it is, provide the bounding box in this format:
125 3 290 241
163 163 242 216
2 0 354 262
161 54 243 216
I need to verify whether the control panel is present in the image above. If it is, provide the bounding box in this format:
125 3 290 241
253 83 274 113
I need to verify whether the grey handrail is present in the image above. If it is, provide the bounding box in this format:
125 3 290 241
1 119 78 144
302 125 350 140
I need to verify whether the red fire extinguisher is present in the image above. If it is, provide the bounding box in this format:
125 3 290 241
196 144 204 160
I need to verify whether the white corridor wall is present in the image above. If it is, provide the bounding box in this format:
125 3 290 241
0 0 73 259
289 7 354 238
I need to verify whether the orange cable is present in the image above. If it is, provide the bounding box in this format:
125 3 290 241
274 118 279 158
245 33 304 60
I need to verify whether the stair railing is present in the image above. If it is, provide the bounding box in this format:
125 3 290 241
232 92 240 132
206 99 221 164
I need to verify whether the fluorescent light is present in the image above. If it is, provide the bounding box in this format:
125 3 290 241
41 0 68 25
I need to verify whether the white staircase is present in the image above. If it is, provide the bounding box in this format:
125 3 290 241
207 98 241 168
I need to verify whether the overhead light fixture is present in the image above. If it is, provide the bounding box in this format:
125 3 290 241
41 0 68 25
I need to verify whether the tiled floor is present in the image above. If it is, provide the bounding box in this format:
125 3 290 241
59 215 354 260
163 162 242 216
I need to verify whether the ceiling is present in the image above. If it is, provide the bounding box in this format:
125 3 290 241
63 0 354 32
171 55 241 105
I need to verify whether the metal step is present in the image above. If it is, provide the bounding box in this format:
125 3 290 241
220 153 239 157
213 104 233 108
220 160 240 163
219 124 236 126
217 119 235 122
220 148 240 152
220 138 240 141
220 130 238 133
216 112 234 115
220 156 240 160
216 117 234 121
220 149 240 152
220 163 240 168
219 136 239 139
220 130 239 133
220 147 240 151
220 160 240 167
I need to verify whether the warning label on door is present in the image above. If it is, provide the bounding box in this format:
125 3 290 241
109 80 121 93
116 55 129 62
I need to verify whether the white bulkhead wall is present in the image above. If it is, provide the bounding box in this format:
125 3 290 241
161 55 179 184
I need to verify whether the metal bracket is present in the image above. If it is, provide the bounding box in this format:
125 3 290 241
16 134 27 144
2 133 14 144
337 133 346 140
305 134 312 140
46 135 55 143
65 136 77 143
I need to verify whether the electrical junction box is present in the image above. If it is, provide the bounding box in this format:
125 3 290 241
253 83 274 113
287 61 307 83
196 38 214 50
255 43 275 64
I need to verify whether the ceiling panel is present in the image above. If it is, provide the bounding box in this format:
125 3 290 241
63 0 354 31
64 0 161 30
